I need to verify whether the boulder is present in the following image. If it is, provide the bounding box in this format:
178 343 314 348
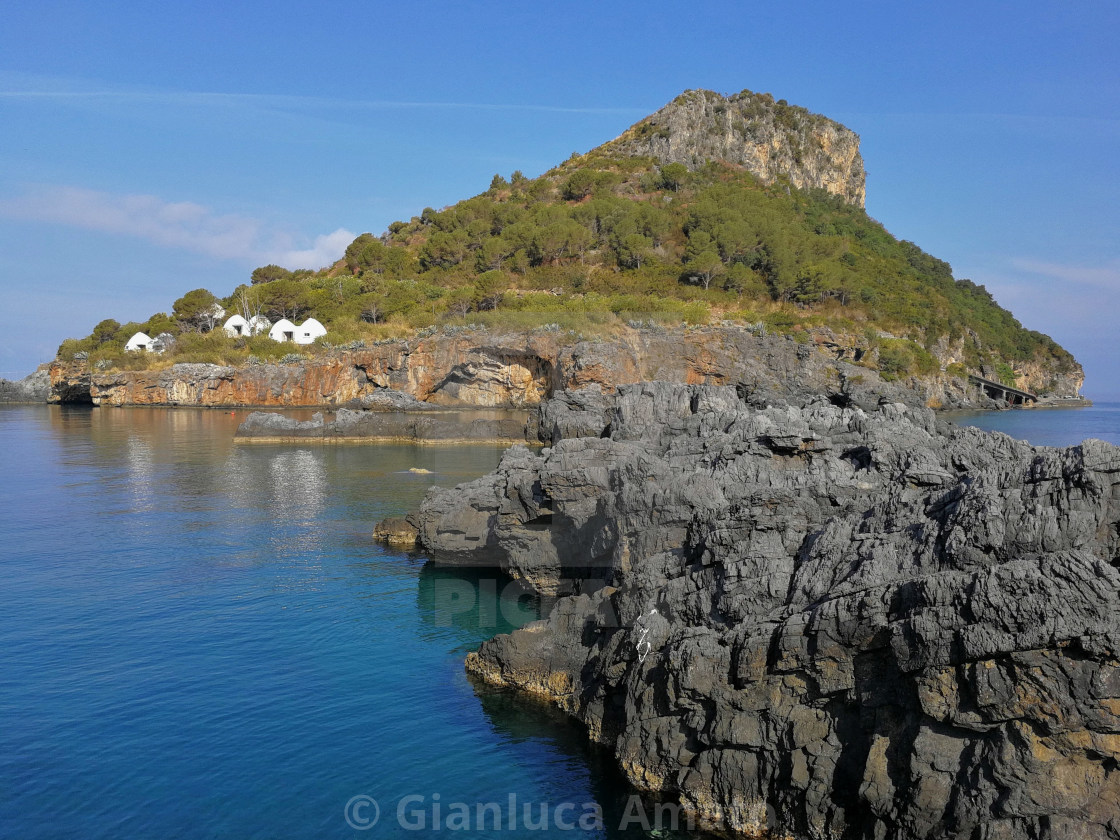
372 517 419 548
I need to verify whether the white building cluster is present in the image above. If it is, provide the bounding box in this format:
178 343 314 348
124 332 176 353
125 314 328 353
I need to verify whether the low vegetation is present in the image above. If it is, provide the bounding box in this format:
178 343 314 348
57 152 1075 385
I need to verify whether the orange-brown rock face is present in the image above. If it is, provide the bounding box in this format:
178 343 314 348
86 359 371 407
47 326 1085 409
48 361 92 404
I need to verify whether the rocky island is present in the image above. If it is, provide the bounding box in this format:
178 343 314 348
43 88 1082 416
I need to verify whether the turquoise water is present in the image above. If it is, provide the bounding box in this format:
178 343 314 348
946 401 1120 448
0 407 694 839
8 401 1115 840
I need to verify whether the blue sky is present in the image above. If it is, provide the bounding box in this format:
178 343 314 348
1 1 1117 397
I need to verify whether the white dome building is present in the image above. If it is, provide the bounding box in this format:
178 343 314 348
268 318 297 343
124 332 152 352
222 314 249 337
293 318 327 345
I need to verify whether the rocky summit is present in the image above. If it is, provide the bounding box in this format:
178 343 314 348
599 88 867 207
408 382 1120 839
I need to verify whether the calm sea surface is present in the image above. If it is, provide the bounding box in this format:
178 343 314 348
4 402 1117 839
0 406 693 840
946 401 1120 448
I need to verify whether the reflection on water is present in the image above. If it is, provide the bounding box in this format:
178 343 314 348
1 405 696 840
268 449 327 517
472 682 700 839
124 433 155 512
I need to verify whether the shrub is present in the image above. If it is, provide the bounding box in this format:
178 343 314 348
876 339 940 381
763 311 799 333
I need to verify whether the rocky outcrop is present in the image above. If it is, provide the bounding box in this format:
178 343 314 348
49 336 558 407
598 89 866 207
373 517 419 548
47 362 92 404
1008 356 1086 401
412 383 1120 839
235 406 536 444
69 359 374 407
0 368 50 403
48 325 1082 411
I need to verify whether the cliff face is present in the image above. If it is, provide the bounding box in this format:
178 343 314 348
599 89 866 207
0 369 51 404
412 383 1120 839
49 326 1026 410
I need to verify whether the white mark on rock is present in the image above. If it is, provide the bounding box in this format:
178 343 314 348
634 607 659 663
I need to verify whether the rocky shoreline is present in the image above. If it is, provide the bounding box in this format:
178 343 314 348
400 382 1120 839
44 325 1081 412
234 406 537 445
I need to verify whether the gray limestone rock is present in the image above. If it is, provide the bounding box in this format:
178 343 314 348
359 388 427 411
0 369 50 403
411 382 1120 839
235 406 535 444
598 88 866 207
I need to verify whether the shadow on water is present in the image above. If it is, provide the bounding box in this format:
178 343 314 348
415 562 542 648
415 559 711 839
470 678 711 839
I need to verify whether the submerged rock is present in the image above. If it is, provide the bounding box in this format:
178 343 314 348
373 517 419 548
412 382 1120 839
234 406 536 444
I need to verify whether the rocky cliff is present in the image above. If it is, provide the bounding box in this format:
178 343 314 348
410 383 1120 839
0 368 50 403
48 325 1026 411
599 89 866 207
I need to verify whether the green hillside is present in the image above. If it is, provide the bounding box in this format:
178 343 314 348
58 98 1076 391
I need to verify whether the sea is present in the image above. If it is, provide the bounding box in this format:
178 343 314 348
2 401 1118 839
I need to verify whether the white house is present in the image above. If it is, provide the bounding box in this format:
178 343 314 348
224 314 271 337
247 315 271 336
125 331 152 352
268 317 327 344
223 314 249 337
293 318 327 345
268 318 297 343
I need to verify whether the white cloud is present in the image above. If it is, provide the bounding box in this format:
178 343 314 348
271 228 356 271
1010 258 1120 292
0 185 353 270
0 76 650 116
